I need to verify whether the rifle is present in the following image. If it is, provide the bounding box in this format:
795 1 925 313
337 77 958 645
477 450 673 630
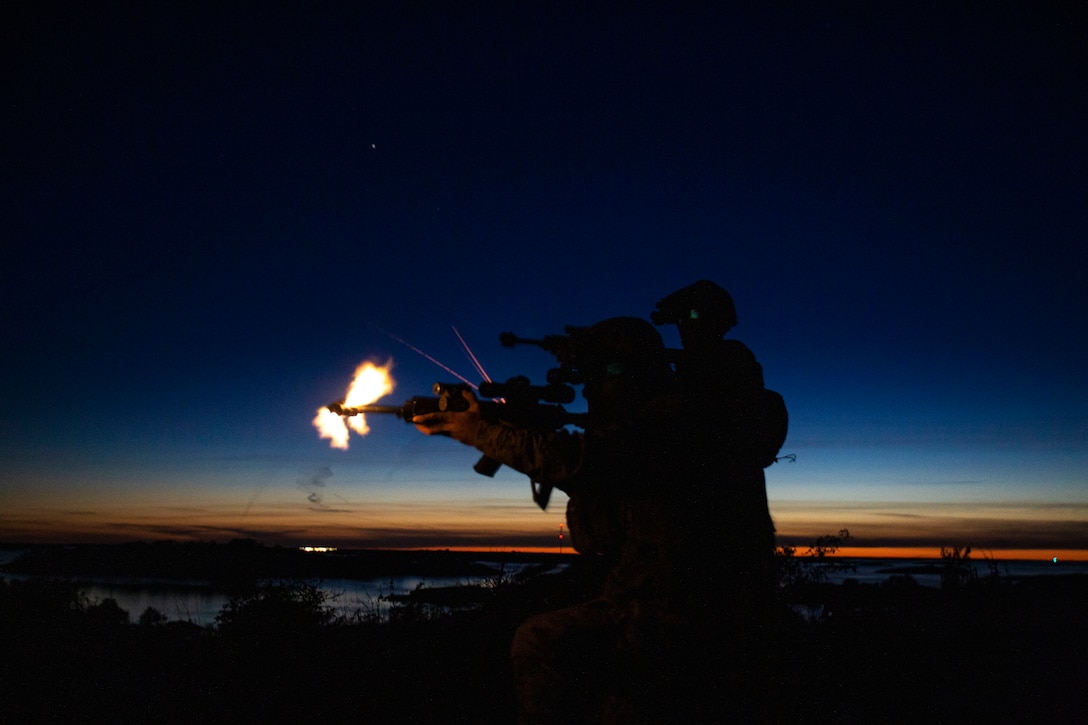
327 380 585 502
492 328 600 508
326 382 478 423
499 325 589 386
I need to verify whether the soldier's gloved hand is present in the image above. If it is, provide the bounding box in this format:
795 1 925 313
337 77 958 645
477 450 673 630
412 389 480 446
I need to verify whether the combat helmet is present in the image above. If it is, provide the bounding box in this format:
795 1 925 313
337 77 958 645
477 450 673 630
574 316 668 386
652 279 737 334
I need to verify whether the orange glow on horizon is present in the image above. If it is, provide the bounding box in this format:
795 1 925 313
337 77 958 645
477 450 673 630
830 546 1088 562
394 545 573 555
371 545 1088 561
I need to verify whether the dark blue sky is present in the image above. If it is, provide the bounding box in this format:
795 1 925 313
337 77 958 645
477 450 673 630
3 2 1086 552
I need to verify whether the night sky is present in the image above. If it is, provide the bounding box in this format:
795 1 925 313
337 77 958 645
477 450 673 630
3 2 1086 557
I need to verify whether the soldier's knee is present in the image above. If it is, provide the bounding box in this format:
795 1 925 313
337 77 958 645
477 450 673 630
511 612 559 671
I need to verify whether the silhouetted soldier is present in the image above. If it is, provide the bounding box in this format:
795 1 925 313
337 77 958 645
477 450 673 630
414 313 782 722
649 281 787 713
652 280 783 614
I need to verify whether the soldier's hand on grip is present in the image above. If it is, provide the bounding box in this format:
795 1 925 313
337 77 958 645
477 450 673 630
412 389 481 446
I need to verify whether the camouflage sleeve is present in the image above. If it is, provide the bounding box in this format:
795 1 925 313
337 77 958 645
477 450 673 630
472 420 586 490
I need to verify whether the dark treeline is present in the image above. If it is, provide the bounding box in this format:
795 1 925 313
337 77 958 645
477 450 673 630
2 544 1087 723
2 539 576 582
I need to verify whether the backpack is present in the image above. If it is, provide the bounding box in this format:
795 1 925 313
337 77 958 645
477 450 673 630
754 387 788 468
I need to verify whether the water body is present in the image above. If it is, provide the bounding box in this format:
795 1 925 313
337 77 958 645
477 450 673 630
75 574 490 626
4 552 1085 627
0 550 547 626
823 557 1088 588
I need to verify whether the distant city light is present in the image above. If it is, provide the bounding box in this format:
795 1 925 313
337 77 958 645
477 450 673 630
300 546 337 553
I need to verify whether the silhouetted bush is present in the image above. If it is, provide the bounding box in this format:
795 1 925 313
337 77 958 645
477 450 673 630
214 580 337 638
776 528 855 588
939 545 978 591
138 605 168 626
84 596 130 627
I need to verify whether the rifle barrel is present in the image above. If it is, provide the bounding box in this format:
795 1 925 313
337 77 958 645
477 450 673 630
333 404 403 417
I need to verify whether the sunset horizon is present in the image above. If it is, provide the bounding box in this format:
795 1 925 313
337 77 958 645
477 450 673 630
5 538 1086 565
4 3 1084 592
5 509 1086 563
